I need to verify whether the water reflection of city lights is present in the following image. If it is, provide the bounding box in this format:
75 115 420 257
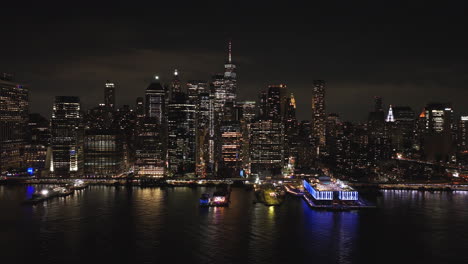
268 206 275 218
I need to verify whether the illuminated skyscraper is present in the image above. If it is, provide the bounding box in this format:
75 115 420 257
267 84 287 121
187 80 208 104
296 120 314 168
283 94 298 170
421 103 456 162
212 73 226 116
311 80 326 154
237 101 257 122
223 40 237 104
458 116 468 164
258 90 268 119
387 106 415 153
249 119 284 177
134 118 165 177
195 92 214 177
84 129 125 177
385 105 395 122
50 96 83 177
0 74 29 172
423 103 454 134
170 69 182 99
167 92 196 175
145 79 166 124
367 96 389 162
219 121 243 177
24 113 50 174
325 113 344 164
104 80 115 110
136 97 144 119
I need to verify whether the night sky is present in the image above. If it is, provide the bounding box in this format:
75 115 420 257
1 1 467 121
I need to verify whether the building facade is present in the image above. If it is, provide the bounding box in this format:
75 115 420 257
50 96 83 177
0 74 29 173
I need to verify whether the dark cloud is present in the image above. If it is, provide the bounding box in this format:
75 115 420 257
1 1 467 121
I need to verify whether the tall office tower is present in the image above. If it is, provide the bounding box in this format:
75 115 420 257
296 121 314 168
187 80 208 104
267 84 287 120
136 97 144 119
212 73 226 116
421 103 456 162
223 41 237 104
458 116 468 164
423 103 454 134
167 92 196 175
237 101 257 122
385 105 395 122
134 118 165 177
83 129 125 177
236 101 256 175
325 113 344 165
145 80 166 124
27 113 50 146
413 109 427 157
311 80 326 154
222 102 238 122
50 96 83 177
367 96 388 162
170 69 182 99
113 105 136 167
24 113 50 174
207 91 216 175
0 74 29 173
195 92 213 177
84 104 113 130
104 80 116 110
387 106 415 154
283 94 298 172
374 96 383 112
258 90 268 119
219 121 243 177
249 119 284 178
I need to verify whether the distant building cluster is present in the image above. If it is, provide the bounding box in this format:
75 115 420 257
1 43 467 179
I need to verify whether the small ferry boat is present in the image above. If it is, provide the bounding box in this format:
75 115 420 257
199 187 231 207
210 190 230 207
71 179 88 190
53 186 74 197
23 188 54 205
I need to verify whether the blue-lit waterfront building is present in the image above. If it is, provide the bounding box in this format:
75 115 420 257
303 179 358 201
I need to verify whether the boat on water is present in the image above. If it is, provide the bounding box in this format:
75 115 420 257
53 186 74 197
23 185 74 205
210 190 230 206
71 179 88 190
199 187 231 207
199 193 211 206
23 188 54 205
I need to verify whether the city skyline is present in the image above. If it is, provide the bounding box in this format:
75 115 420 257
1 2 467 122
1 3 468 264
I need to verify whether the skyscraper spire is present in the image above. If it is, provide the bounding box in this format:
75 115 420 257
228 40 232 63
386 105 395 122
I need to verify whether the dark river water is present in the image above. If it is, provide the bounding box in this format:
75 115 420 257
0 185 467 264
